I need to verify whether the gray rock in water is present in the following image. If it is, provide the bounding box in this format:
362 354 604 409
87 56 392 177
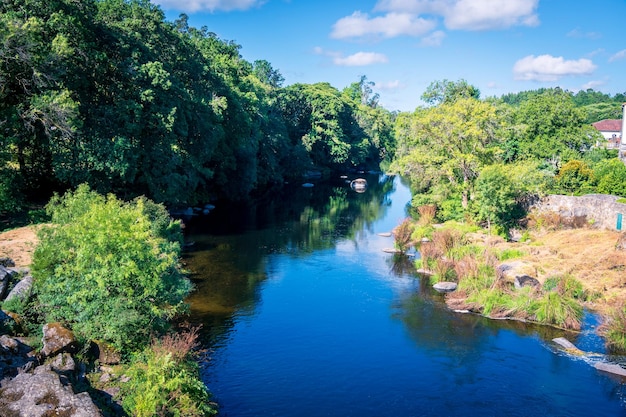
595 362 626 377
0 366 102 417
4 275 33 303
553 337 578 350
515 275 540 289
433 282 458 293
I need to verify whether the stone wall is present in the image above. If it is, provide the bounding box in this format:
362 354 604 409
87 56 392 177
532 194 626 231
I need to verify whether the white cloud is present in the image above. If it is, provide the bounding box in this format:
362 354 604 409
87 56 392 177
567 28 601 40
420 30 445 46
513 54 597 82
153 0 264 12
334 52 389 66
376 80 405 90
374 0 539 31
444 0 539 30
314 47 389 67
331 11 436 39
581 80 606 90
609 49 626 62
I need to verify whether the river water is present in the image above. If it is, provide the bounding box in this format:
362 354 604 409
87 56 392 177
182 174 626 417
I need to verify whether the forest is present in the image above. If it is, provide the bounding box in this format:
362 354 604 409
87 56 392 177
1 0 625 232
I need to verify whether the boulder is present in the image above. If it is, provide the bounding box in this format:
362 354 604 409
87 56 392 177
41 323 78 358
595 362 626 377
91 340 121 365
0 257 15 267
514 275 541 289
497 261 538 285
0 266 12 300
4 275 33 303
433 282 458 293
0 365 102 417
49 352 76 375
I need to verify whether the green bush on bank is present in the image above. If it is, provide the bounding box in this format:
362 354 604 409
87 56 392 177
31 184 192 354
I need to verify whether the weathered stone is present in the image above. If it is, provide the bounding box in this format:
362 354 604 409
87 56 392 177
552 337 585 355
497 261 538 285
433 282 458 293
91 340 121 365
515 275 541 289
49 353 76 374
0 257 15 267
0 335 19 353
0 366 102 417
4 275 33 303
595 362 626 377
0 310 18 334
532 194 626 232
41 323 78 358
0 266 11 300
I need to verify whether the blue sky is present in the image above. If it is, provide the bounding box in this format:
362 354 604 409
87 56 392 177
154 0 626 112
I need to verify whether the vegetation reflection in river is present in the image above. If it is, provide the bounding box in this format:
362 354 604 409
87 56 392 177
182 174 395 346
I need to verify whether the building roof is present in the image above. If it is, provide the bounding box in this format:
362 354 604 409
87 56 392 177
592 119 622 132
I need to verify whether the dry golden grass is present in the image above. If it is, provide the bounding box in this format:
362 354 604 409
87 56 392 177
488 228 626 315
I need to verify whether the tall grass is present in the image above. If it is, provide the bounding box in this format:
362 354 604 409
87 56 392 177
417 204 437 226
533 291 582 330
393 218 416 253
600 304 626 352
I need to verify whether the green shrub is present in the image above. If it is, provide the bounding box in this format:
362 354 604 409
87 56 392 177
542 275 585 299
121 329 216 417
533 291 582 330
601 304 626 353
32 184 192 353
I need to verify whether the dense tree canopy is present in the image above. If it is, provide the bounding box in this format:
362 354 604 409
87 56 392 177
0 0 394 211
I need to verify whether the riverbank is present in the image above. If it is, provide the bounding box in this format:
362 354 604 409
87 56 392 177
4 224 625 316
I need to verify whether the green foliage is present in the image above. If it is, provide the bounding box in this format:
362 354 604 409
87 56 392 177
474 164 517 231
121 329 216 417
393 218 415 253
542 275 585 299
421 79 480 106
496 248 526 261
555 160 594 194
533 291 582 329
594 159 626 197
601 304 626 353
32 184 191 353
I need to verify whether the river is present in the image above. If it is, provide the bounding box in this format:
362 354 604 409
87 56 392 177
182 174 626 417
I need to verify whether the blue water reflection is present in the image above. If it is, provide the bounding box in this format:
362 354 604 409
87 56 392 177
184 175 626 417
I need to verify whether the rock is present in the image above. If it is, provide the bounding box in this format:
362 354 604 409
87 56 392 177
497 261 538 285
382 248 401 254
433 282 458 293
377 232 392 237
91 340 121 365
4 275 33 303
0 335 19 353
0 310 18 334
49 353 76 374
41 323 78 358
0 266 13 300
595 362 626 377
0 366 102 417
0 257 15 267
514 275 541 289
552 337 578 350
302 183 314 188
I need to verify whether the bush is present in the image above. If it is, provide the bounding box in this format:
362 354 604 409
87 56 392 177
393 218 416 253
32 184 192 353
533 291 582 330
121 327 216 417
600 304 626 353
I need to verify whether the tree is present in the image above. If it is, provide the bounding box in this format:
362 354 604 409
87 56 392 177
474 164 516 234
32 184 191 353
421 79 480 106
392 98 499 210
555 160 594 195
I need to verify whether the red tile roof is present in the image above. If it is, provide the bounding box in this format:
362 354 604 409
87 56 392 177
592 119 623 132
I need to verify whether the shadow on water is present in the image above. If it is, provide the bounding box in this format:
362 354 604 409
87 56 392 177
181 174 395 346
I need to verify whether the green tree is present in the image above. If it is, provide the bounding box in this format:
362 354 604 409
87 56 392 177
421 79 480 106
474 164 516 233
555 160 594 194
392 98 499 210
32 184 191 353
594 159 626 197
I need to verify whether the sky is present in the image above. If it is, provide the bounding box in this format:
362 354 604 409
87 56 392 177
153 0 626 112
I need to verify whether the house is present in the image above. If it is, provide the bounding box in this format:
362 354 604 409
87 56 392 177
591 104 626 160
592 119 622 149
